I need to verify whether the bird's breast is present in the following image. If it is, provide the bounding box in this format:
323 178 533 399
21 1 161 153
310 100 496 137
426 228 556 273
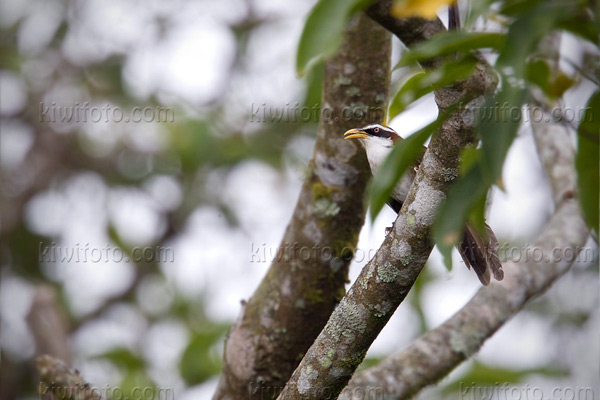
391 171 415 203
364 140 416 203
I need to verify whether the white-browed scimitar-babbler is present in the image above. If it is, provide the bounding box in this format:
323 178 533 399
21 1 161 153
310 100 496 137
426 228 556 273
344 123 504 285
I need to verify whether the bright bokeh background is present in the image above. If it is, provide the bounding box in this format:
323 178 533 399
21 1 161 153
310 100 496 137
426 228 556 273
0 0 598 399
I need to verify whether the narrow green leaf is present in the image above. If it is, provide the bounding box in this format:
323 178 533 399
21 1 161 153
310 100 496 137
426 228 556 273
458 147 480 176
434 164 489 271
433 93 525 270
389 56 477 119
99 348 145 370
526 59 551 94
434 2 565 266
498 0 542 16
463 149 488 237
556 18 600 45
467 187 488 237
368 105 457 221
179 327 228 385
496 9 561 74
368 127 427 221
443 361 567 395
480 2 564 179
296 0 373 77
477 85 527 183
395 32 505 68
464 0 496 27
576 90 600 235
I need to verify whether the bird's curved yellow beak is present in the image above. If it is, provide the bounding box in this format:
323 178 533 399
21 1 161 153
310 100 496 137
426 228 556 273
343 128 368 140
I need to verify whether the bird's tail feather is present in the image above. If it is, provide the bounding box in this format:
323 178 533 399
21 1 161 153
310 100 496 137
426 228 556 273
458 223 504 285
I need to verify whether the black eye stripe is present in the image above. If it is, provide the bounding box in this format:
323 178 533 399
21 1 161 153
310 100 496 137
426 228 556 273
367 127 392 139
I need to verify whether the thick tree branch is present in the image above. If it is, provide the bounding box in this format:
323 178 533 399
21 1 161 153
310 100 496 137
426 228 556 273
276 42 498 400
213 14 392 400
343 203 587 399
343 33 589 400
275 4 499 399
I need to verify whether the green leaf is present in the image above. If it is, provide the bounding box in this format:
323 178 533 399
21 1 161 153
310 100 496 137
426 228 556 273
408 265 434 333
526 59 551 94
480 2 564 177
389 56 478 119
179 327 228 385
556 17 600 45
368 105 458 221
395 32 505 68
548 71 576 99
478 86 527 183
356 356 384 372
458 147 480 176
296 0 373 77
434 2 565 266
303 61 324 111
98 348 145 371
576 90 600 235
434 164 489 270
118 371 156 400
443 361 567 394
434 91 524 270
467 187 488 237
464 0 496 27
498 0 542 16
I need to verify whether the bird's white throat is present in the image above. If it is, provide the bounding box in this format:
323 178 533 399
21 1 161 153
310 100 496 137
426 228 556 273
360 135 414 203
360 136 393 175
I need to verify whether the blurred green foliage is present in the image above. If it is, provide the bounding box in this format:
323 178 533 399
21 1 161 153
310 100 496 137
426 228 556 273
0 0 321 397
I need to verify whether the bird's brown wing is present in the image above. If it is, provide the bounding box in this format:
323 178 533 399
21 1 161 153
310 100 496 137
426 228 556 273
459 223 504 285
387 197 503 285
485 223 504 281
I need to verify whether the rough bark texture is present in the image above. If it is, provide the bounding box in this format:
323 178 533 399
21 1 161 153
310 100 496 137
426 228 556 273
276 43 498 400
213 15 392 400
36 355 103 400
342 32 589 400
343 205 587 399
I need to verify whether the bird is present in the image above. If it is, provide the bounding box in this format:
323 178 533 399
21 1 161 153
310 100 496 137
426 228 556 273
344 123 504 285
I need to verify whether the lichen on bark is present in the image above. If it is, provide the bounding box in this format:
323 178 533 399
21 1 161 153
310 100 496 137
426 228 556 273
342 32 590 400
213 14 391 400
276 4 499 398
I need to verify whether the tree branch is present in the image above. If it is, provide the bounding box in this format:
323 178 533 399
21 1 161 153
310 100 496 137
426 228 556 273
213 14 392 400
344 203 587 399
27 286 72 363
343 32 589 400
366 0 447 69
36 355 104 400
276 33 498 400
367 0 446 48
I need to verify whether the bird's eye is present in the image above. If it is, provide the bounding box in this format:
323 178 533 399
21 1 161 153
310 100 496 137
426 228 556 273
374 127 379 133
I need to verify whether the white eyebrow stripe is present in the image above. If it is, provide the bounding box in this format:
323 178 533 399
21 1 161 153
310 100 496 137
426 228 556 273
362 124 384 130
361 124 397 136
